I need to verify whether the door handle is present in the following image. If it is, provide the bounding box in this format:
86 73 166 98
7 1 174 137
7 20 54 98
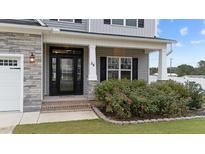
10 67 21 70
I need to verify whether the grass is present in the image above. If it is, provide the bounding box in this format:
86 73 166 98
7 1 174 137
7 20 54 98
13 118 205 134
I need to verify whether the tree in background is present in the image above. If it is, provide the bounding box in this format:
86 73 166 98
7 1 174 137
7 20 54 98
197 60 205 75
150 67 158 75
150 60 205 76
167 67 177 74
176 64 195 76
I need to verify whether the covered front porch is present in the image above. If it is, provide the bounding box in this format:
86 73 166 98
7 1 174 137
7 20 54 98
42 31 174 100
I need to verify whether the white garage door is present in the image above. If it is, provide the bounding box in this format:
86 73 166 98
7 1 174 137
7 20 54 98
0 55 23 111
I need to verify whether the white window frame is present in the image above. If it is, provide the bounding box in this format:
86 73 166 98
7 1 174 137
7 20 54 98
58 19 82 24
109 19 140 28
125 19 138 27
106 56 132 80
111 19 124 26
58 19 74 23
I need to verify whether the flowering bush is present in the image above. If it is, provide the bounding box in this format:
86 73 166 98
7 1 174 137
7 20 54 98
95 79 205 119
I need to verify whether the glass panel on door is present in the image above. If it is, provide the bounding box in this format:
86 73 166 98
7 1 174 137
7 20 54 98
60 58 74 92
52 58 56 82
51 57 57 94
76 58 83 94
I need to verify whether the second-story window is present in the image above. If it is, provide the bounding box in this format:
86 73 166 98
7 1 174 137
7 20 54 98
50 19 82 24
112 19 124 25
103 19 144 28
126 19 137 27
59 19 74 22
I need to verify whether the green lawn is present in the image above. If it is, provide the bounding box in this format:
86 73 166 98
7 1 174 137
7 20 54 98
13 118 205 134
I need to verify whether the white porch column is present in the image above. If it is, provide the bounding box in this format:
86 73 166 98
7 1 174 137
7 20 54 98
87 44 97 100
158 49 168 80
88 44 97 81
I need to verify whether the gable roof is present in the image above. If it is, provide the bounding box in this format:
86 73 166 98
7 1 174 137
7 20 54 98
0 19 43 26
0 19 176 44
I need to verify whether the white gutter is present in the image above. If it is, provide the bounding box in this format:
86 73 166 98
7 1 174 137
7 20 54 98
88 19 91 32
51 30 177 44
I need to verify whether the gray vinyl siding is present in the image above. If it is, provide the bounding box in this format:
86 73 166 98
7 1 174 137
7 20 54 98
42 19 155 37
42 19 89 31
90 19 155 37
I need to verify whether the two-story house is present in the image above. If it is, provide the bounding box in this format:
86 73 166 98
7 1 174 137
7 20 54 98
0 19 176 112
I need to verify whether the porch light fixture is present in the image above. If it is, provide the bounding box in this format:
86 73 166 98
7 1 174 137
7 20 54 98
29 52 35 63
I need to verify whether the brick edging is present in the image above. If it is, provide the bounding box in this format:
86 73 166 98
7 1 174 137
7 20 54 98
92 107 205 124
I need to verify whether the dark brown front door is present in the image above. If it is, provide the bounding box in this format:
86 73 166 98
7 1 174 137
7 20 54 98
49 47 83 96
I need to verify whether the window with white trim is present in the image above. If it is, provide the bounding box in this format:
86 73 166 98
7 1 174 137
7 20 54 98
59 19 74 22
103 19 144 28
50 19 82 23
107 57 132 80
126 19 137 27
112 19 124 25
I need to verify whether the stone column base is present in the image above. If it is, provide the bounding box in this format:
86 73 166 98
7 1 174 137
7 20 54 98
87 80 98 100
23 100 42 112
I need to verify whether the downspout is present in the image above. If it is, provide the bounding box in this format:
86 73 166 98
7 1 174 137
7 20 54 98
167 43 173 56
88 19 91 32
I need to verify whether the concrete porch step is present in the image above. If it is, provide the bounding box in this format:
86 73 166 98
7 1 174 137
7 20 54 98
41 100 94 113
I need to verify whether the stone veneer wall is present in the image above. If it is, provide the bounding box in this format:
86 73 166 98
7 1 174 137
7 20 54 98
0 32 42 111
87 80 98 100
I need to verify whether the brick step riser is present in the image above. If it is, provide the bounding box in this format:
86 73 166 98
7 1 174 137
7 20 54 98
41 104 92 113
41 100 96 113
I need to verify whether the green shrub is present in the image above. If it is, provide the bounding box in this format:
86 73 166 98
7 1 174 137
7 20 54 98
130 86 188 118
150 80 188 96
95 79 204 119
185 81 205 109
150 80 205 110
95 79 146 103
129 93 150 117
95 79 146 119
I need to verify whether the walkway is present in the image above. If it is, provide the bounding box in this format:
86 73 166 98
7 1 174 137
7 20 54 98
0 110 98 134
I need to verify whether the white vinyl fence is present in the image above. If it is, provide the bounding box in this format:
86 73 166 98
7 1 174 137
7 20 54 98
149 76 205 90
